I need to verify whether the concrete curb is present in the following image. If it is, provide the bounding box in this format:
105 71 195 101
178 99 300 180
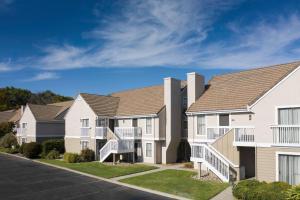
0 152 190 200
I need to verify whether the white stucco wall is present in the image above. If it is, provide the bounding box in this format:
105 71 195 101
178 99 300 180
19 105 36 137
251 67 300 144
65 95 97 138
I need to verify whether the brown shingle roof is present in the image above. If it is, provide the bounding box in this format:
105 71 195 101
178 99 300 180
112 85 165 116
28 104 63 121
188 61 300 112
80 93 119 117
48 100 74 118
0 110 16 123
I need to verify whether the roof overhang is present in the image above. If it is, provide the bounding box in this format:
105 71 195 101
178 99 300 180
114 114 158 119
186 108 250 116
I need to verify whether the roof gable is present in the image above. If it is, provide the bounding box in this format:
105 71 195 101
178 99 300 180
188 61 300 113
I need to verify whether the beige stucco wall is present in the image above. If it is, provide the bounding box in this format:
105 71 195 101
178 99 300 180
65 137 96 154
117 119 132 127
251 67 300 144
19 105 36 138
212 129 240 165
230 113 254 127
257 146 300 182
65 95 97 138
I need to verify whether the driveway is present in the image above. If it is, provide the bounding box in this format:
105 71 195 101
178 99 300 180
0 154 172 200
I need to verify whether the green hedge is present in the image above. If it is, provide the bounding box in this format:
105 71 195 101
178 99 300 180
46 150 60 160
80 149 95 162
64 153 80 163
42 139 65 155
0 133 18 148
233 180 292 200
286 185 300 200
23 142 42 158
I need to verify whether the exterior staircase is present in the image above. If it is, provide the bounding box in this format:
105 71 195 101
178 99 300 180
99 127 135 162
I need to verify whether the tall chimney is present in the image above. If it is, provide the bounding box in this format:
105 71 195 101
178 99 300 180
162 77 181 164
187 72 205 107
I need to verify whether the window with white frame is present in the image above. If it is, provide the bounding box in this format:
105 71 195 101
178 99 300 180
146 143 152 157
81 119 89 127
197 115 206 135
146 118 152 134
96 118 107 127
22 123 27 129
80 141 89 150
278 154 300 185
219 114 230 126
278 107 300 125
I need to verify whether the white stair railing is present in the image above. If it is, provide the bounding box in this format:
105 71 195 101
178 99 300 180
99 139 134 162
191 143 230 182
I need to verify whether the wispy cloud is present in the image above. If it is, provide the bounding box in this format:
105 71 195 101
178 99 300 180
35 0 240 70
0 0 14 11
25 72 60 82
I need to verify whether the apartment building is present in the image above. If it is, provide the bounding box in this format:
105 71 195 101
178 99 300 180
187 61 300 185
17 101 73 144
64 78 187 164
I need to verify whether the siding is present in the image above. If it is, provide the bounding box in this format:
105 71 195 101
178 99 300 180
257 147 300 182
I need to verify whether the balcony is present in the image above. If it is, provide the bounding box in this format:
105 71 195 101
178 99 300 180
114 127 142 139
80 127 90 138
233 127 255 146
95 127 107 139
206 126 230 140
271 125 300 146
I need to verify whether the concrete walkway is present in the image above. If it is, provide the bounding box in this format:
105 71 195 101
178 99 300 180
211 186 234 200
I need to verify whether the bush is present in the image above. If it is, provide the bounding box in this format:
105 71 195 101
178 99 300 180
46 150 60 160
23 142 42 158
233 180 291 200
0 132 18 148
80 149 95 162
64 153 80 163
285 185 300 200
42 139 65 155
18 143 25 154
0 122 15 138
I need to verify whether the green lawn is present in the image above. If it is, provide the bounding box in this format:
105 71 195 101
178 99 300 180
38 159 157 178
120 169 229 200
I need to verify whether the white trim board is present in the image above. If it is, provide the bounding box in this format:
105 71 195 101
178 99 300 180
275 151 300 182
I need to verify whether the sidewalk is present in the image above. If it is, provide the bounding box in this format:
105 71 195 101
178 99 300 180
211 186 234 200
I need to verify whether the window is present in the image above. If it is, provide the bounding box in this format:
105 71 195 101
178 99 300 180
81 119 89 127
132 119 138 127
278 154 300 185
80 141 89 150
146 118 152 134
114 119 119 127
197 115 206 135
219 114 230 126
146 143 152 157
96 118 107 127
22 123 27 129
278 107 300 125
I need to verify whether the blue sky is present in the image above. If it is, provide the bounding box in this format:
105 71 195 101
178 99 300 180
0 0 300 97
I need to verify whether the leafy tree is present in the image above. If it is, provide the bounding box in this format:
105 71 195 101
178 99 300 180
0 122 15 138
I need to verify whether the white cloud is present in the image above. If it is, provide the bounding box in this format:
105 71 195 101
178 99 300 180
25 72 60 81
0 62 12 72
35 0 240 70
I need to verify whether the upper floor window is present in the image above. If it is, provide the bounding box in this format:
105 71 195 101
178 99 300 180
146 118 152 134
81 119 89 127
96 118 107 127
219 114 230 126
197 115 206 135
22 123 27 129
278 107 300 125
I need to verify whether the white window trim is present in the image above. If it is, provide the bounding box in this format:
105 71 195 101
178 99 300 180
275 151 300 181
196 114 206 136
274 105 300 125
145 142 153 157
218 113 231 127
145 118 152 135
80 118 90 128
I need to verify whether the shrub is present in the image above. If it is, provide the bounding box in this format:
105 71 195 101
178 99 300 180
80 149 95 162
23 142 42 158
18 143 25 154
285 185 300 200
0 122 15 138
233 180 291 200
0 132 18 148
46 150 60 160
42 139 65 155
64 153 80 163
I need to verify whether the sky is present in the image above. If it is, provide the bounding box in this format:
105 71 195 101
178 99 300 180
0 0 300 97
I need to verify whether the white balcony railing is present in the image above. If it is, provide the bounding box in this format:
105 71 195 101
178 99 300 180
95 127 107 139
80 127 90 137
114 127 142 139
234 127 255 144
271 125 300 145
206 126 230 140
99 139 134 162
